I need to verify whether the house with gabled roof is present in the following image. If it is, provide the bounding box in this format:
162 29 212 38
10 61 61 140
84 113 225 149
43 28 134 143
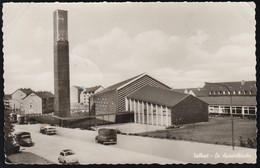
90 73 171 123
10 88 35 112
203 81 256 96
22 91 54 114
126 86 208 126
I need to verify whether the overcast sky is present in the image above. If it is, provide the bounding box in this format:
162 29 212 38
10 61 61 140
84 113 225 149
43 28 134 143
3 2 256 94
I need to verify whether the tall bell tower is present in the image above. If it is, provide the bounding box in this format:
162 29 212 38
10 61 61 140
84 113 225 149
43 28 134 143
53 9 70 118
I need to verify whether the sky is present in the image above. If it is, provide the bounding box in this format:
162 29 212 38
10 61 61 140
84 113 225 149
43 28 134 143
3 2 256 94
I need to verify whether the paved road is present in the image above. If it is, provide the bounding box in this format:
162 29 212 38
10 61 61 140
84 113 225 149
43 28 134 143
14 124 181 164
14 124 256 164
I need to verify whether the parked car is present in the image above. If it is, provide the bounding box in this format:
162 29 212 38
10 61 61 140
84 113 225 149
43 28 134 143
95 128 117 145
40 126 57 135
58 149 79 164
14 131 33 147
166 125 181 129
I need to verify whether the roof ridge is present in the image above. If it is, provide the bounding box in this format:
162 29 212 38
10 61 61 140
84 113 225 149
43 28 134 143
95 73 144 95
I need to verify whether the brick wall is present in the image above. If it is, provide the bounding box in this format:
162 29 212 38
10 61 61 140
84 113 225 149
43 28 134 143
171 95 208 125
54 41 70 118
91 90 118 122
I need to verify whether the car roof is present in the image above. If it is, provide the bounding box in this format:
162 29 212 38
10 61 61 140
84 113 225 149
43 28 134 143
42 125 55 128
98 128 116 131
15 131 30 135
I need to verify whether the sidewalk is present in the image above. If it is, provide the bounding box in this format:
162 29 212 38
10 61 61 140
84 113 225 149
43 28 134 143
6 152 54 164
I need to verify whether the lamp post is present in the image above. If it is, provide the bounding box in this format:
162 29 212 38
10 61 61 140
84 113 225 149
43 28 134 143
208 81 246 150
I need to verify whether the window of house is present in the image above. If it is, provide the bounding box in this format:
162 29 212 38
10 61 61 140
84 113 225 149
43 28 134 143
224 106 230 113
153 104 157 115
244 107 249 114
162 106 167 116
249 107 256 115
29 104 33 108
223 91 226 95
238 91 241 95
232 106 236 114
249 90 253 94
213 106 219 113
209 106 214 113
236 107 242 114
233 91 236 95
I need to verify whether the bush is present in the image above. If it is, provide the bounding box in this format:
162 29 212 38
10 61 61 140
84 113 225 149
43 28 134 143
170 136 176 139
239 136 246 147
247 138 256 148
239 136 256 148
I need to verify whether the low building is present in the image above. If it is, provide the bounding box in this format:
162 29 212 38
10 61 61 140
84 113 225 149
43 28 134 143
127 86 208 126
90 73 172 123
199 96 257 116
22 91 54 114
198 81 256 116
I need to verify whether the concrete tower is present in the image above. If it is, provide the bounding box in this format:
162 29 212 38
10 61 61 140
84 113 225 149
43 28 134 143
53 9 70 118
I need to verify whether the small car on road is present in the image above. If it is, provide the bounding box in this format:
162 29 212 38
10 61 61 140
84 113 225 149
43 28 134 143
95 128 117 145
40 125 57 135
58 149 79 164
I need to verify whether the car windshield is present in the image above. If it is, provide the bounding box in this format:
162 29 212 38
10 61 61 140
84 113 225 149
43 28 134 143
47 128 56 130
22 135 31 139
99 129 116 135
65 151 75 156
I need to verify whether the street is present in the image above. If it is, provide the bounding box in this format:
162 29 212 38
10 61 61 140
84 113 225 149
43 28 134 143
14 124 256 164
14 124 181 164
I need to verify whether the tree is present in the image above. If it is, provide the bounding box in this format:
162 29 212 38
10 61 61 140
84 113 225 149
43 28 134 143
4 110 17 155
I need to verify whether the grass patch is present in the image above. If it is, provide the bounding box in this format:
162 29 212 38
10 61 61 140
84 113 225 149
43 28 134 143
137 117 256 148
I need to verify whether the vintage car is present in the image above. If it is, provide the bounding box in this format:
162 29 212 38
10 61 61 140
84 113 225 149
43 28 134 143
40 125 57 135
95 128 117 145
14 131 33 147
58 149 79 164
